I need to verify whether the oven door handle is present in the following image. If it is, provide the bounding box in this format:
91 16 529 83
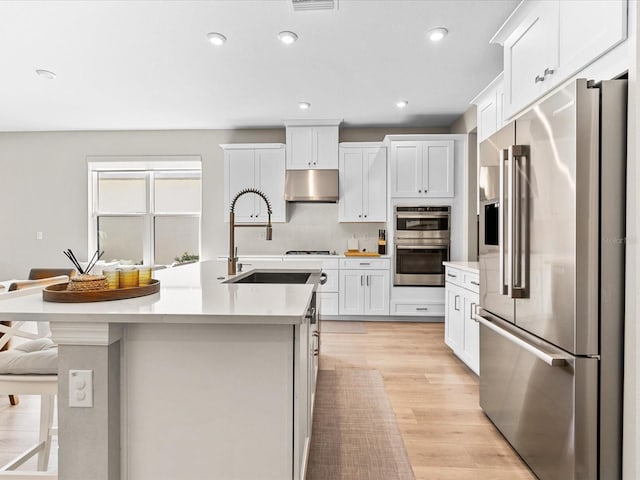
395 214 450 219
396 245 447 250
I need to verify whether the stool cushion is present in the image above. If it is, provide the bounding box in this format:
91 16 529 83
0 338 58 374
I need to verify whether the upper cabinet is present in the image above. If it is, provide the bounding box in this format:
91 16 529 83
389 140 454 198
492 0 627 119
221 143 286 223
338 143 387 223
471 74 505 143
285 120 341 170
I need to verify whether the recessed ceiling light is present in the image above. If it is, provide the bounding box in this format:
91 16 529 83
396 100 408 109
278 31 298 45
206 32 227 46
298 102 311 110
427 27 448 42
35 69 56 80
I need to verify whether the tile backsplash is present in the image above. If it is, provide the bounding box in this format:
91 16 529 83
233 203 384 255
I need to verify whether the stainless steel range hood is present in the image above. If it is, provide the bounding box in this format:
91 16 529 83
285 169 339 202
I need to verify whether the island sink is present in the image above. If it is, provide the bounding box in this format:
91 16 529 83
226 271 311 284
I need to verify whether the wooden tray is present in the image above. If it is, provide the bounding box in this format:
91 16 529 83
43 279 160 303
344 251 381 257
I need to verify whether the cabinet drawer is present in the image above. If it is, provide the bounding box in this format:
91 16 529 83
463 272 480 293
340 258 389 270
393 302 445 316
445 266 463 287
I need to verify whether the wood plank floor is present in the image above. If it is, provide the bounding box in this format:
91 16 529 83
0 322 534 479
320 321 536 480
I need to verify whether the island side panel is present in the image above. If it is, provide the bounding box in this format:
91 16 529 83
122 323 295 480
58 342 121 480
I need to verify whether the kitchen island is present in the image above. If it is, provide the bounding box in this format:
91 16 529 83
0 260 321 480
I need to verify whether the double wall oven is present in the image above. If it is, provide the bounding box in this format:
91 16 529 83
394 206 450 287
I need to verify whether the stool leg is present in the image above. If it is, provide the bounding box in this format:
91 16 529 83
36 395 55 471
8 395 19 406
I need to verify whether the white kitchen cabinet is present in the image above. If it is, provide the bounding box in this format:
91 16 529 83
339 143 387 222
390 140 454 198
338 258 390 316
285 121 340 170
222 143 286 223
471 73 505 143
494 0 627 119
444 283 464 353
444 264 479 375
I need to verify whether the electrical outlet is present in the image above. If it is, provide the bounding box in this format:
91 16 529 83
69 369 93 408
36 231 43 240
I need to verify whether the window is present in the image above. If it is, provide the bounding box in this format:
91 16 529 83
88 157 201 266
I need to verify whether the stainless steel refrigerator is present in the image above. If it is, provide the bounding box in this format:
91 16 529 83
476 78 626 480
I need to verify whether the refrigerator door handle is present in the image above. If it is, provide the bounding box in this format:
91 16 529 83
508 145 530 299
473 310 566 367
499 148 509 295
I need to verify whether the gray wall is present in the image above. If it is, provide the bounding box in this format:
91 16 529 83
0 126 443 278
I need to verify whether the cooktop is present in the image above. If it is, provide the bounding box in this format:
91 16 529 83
285 250 332 255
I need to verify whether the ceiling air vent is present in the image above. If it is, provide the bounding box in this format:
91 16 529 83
291 0 337 11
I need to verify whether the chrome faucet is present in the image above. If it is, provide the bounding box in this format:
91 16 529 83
228 188 273 275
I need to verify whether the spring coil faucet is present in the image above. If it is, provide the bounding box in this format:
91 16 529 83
228 188 273 275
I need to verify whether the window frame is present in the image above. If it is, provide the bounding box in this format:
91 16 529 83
88 156 202 266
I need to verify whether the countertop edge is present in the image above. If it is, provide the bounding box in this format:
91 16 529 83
443 261 480 275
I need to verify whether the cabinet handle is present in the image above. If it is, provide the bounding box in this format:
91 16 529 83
364 214 367 218
361 275 364 286
543 67 555 77
416 307 429 311
535 74 545 84
447 273 457 278
312 331 319 338
359 263 371 266
470 302 476 320
366 275 370 286
470 280 480 286
313 162 317 165
358 214 362 218
314 349 319 356
308 162 311 166
418 189 422 193
454 295 460 311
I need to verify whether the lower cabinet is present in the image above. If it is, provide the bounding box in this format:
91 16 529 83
444 265 480 374
339 259 390 316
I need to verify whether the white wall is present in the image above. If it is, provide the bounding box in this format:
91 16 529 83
0 127 444 279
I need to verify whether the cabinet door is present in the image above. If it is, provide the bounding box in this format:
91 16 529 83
363 147 387 222
338 148 364 222
477 94 498 143
444 283 464 353
314 126 339 169
286 127 314 169
462 294 480 375
364 270 389 315
255 148 286 223
391 142 422 197
226 149 255 223
423 141 454 197
339 270 364 315
503 1 559 117
558 0 627 81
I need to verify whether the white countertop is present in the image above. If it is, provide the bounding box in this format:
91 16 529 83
0 260 321 325
442 261 480 275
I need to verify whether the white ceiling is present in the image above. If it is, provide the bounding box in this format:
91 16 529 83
0 0 518 132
